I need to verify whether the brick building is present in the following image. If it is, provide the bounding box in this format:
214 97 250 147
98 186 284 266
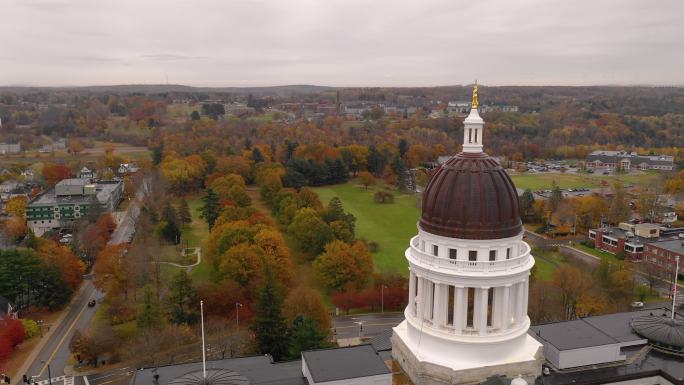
643 239 684 279
588 222 662 261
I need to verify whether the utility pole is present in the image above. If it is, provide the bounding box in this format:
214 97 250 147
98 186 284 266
235 302 243 327
381 285 387 313
672 256 680 320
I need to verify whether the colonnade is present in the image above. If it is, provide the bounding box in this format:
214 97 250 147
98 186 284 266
407 270 528 335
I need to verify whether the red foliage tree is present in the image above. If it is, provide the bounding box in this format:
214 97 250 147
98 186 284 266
42 163 72 186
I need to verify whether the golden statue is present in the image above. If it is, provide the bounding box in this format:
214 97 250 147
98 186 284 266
471 81 479 109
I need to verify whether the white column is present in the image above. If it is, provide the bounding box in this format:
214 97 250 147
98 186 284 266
416 276 424 322
434 283 446 327
491 287 501 329
501 285 511 331
516 281 525 326
408 270 416 316
454 287 466 332
424 279 433 321
522 278 529 320
478 287 489 335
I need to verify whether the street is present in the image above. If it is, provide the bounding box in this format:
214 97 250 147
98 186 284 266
13 179 148 385
333 312 405 340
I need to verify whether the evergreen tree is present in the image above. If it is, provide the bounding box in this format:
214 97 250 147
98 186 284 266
177 199 192 227
288 315 328 359
199 188 220 230
251 148 265 163
151 144 163 166
190 110 201 121
161 202 181 244
251 269 290 361
398 139 409 158
165 270 198 324
549 181 563 214
519 189 535 220
609 182 631 224
137 285 162 330
391 155 408 191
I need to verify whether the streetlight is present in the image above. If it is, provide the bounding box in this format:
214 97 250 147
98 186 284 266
235 302 243 327
381 285 388 313
40 360 51 385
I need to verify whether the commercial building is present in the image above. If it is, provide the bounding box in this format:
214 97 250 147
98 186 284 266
585 150 674 171
588 222 663 260
26 178 123 235
643 239 684 280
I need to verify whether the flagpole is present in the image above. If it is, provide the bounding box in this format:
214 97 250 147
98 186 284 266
672 256 679 320
201 300 207 382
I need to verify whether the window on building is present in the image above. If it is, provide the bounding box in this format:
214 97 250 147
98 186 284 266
469 250 477 261
447 286 455 326
487 288 494 327
489 250 496 261
432 245 439 257
506 248 512 259
449 248 457 260
466 288 475 328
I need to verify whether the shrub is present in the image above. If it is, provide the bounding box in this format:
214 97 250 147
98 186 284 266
373 191 394 204
367 241 380 253
21 319 39 339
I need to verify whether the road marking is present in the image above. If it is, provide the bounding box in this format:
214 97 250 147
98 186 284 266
38 292 94 376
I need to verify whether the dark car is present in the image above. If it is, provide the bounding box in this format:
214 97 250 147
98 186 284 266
88 299 96 308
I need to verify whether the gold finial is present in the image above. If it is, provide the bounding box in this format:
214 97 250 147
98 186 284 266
471 80 479 109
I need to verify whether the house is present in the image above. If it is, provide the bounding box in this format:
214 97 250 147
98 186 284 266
585 151 674 171
0 143 21 154
118 163 139 176
78 166 96 179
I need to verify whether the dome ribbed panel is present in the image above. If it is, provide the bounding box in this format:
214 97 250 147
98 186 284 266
419 152 523 240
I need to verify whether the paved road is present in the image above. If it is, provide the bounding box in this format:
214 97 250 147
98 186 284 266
15 178 148 385
333 312 405 340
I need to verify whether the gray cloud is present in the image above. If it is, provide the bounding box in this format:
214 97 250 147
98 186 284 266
0 0 682 86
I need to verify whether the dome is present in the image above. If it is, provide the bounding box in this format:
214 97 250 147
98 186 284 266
631 315 684 349
419 152 523 240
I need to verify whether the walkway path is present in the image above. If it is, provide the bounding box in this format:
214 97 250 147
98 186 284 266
153 247 202 269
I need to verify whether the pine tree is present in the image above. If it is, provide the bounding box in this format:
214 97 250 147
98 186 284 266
199 188 220 230
161 202 181 244
165 270 197 325
391 155 408 191
288 315 328 359
177 199 192 227
137 285 162 330
251 269 290 361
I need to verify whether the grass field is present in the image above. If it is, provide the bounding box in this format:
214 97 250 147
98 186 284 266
531 248 565 281
511 170 661 191
314 181 420 276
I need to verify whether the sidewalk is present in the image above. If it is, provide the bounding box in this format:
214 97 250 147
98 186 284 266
11 282 88 385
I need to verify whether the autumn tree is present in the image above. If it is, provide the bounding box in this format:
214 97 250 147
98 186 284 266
283 287 332 331
289 208 333 256
36 240 85 290
260 170 283 204
5 196 26 219
313 240 373 292
519 189 535 221
358 171 375 190
609 182 631 224
552 264 591 320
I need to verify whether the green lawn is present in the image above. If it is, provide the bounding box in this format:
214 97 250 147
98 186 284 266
313 181 420 276
573 243 622 264
531 248 565 281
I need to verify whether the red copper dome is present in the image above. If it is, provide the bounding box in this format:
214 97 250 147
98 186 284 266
419 152 523 240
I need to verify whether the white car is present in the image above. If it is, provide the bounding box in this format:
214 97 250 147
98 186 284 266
631 301 644 308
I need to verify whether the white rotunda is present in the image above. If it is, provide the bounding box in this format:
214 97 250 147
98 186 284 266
391 84 543 385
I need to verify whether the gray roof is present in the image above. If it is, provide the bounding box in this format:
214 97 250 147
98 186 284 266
586 151 673 167
648 239 684 255
367 329 393 352
530 309 676 351
57 178 88 187
130 356 304 385
530 319 617 350
302 344 390 383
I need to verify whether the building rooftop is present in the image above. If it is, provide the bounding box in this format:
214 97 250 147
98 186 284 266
302 344 390 383
649 239 684 255
30 179 120 206
130 356 305 385
530 319 617 351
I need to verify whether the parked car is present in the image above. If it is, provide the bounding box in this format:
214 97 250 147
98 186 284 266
631 301 644 308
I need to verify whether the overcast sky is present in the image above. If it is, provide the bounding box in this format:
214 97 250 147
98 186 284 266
1 0 682 87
